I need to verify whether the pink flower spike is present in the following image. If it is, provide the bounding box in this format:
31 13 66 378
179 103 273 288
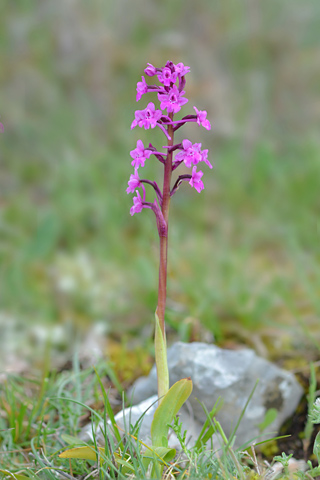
136 76 148 101
130 190 144 216
0 121 4 133
193 106 211 130
189 166 204 193
175 62 190 77
144 63 157 76
126 171 141 194
157 85 188 114
130 139 152 169
131 102 162 130
157 67 177 86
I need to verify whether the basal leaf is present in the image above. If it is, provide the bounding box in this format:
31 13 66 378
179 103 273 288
151 377 193 447
142 446 176 478
154 311 169 401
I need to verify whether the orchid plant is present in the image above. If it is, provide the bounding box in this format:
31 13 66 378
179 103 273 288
59 61 212 474
127 61 212 406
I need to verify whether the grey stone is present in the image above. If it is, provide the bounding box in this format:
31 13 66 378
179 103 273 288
112 395 222 450
80 394 221 451
80 396 160 445
129 342 303 447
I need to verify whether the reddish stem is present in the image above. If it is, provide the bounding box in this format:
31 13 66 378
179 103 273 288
156 113 174 336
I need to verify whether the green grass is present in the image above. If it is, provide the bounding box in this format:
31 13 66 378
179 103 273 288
0 359 319 479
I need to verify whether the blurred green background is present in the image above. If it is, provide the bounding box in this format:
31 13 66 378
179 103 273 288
1 0 320 367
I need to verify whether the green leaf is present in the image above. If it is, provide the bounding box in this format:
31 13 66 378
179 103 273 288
93 367 123 449
142 446 176 465
113 453 136 474
306 465 320 478
60 433 87 446
142 446 176 479
258 407 278 432
227 379 259 448
194 398 222 451
313 431 320 464
151 377 193 448
154 311 169 401
59 445 103 462
0 470 32 480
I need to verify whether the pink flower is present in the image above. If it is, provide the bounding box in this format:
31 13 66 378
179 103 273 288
157 67 177 86
174 62 190 77
136 76 148 101
144 63 157 76
193 107 211 130
126 171 141 194
157 86 188 114
175 139 202 168
0 122 3 133
130 190 144 216
131 102 162 130
175 139 212 169
189 166 204 193
130 140 152 168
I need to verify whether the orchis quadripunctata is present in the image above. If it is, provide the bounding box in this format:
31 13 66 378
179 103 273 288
127 61 212 402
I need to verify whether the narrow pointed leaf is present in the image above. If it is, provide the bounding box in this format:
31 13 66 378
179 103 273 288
93 367 123 448
154 311 169 401
61 433 87 446
194 398 222 450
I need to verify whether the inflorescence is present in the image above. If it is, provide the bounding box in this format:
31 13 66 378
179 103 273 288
127 61 212 232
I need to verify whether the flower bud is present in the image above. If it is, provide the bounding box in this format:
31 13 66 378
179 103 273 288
144 63 157 77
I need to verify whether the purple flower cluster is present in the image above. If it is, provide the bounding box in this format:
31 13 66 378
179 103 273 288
127 61 212 225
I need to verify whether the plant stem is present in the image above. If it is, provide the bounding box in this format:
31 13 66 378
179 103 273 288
155 113 174 400
156 113 173 335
